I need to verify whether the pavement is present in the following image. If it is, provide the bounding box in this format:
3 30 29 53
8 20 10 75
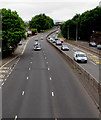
1 38 30 67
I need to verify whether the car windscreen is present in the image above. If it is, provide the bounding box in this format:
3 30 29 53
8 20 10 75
78 54 86 57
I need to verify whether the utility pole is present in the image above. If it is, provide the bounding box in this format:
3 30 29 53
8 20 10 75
76 23 78 41
68 25 69 40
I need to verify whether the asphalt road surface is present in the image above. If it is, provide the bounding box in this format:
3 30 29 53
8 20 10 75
2 30 99 119
50 32 100 82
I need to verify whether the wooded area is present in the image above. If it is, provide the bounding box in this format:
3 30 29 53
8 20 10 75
61 7 101 41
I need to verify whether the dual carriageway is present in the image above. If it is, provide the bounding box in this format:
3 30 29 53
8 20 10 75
0 28 100 119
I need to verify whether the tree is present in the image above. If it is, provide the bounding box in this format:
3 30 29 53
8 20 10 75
61 7 101 41
79 7 101 40
29 14 54 32
1 8 26 55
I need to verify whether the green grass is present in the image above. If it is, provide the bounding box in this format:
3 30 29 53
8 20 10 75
41 27 54 33
58 33 63 38
0 30 2 34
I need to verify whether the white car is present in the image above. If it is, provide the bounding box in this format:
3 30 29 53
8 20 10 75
74 51 87 63
34 45 41 50
56 40 62 45
61 44 69 51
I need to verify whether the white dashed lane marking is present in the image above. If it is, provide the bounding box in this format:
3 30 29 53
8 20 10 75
27 77 29 80
14 115 18 120
2 82 4 86
22 91 25 95
48 68 50 71
4 79 7 81
52 92 54 96
50 77 52 80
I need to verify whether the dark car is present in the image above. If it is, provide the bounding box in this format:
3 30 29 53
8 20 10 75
61 44 69 51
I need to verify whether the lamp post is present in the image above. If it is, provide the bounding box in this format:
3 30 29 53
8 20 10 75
67 25 69 40
76 22 78 42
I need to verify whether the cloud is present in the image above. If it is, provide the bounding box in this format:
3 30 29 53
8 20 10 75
0 0 100 21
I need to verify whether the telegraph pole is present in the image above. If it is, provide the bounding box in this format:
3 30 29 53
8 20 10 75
76 23 78 41
68 25 69 40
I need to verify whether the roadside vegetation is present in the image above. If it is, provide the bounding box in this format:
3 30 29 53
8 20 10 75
58 32 63 38
61 7 101 41
1 8 26 57
29 13 54 33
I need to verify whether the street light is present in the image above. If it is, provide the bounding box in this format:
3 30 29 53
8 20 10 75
68 25 69 40
76 22 78 41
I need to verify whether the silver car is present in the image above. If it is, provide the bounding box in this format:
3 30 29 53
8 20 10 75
61 44 69 51
56 40 62 45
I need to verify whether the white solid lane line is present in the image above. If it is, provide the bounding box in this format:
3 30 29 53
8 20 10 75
22 40 29 55
90 61 97 65
50 77 52 80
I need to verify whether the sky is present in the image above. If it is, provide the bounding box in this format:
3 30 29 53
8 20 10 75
0 0 100 22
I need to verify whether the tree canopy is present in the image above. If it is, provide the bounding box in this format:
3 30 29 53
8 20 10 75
1 8 26 55
61 7 101 41
29 14 54 32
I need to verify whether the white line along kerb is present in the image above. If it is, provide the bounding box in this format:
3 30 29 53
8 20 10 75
14 115 18 120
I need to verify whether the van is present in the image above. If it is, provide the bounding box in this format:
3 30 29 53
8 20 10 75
74 51 87 63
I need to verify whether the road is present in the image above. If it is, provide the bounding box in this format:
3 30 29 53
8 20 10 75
50 32 100 82
2 30 99 119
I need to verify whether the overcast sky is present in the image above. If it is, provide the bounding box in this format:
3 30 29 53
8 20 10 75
0 0 100 22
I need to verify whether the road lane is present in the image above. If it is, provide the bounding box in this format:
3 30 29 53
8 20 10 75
3 33 54 118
